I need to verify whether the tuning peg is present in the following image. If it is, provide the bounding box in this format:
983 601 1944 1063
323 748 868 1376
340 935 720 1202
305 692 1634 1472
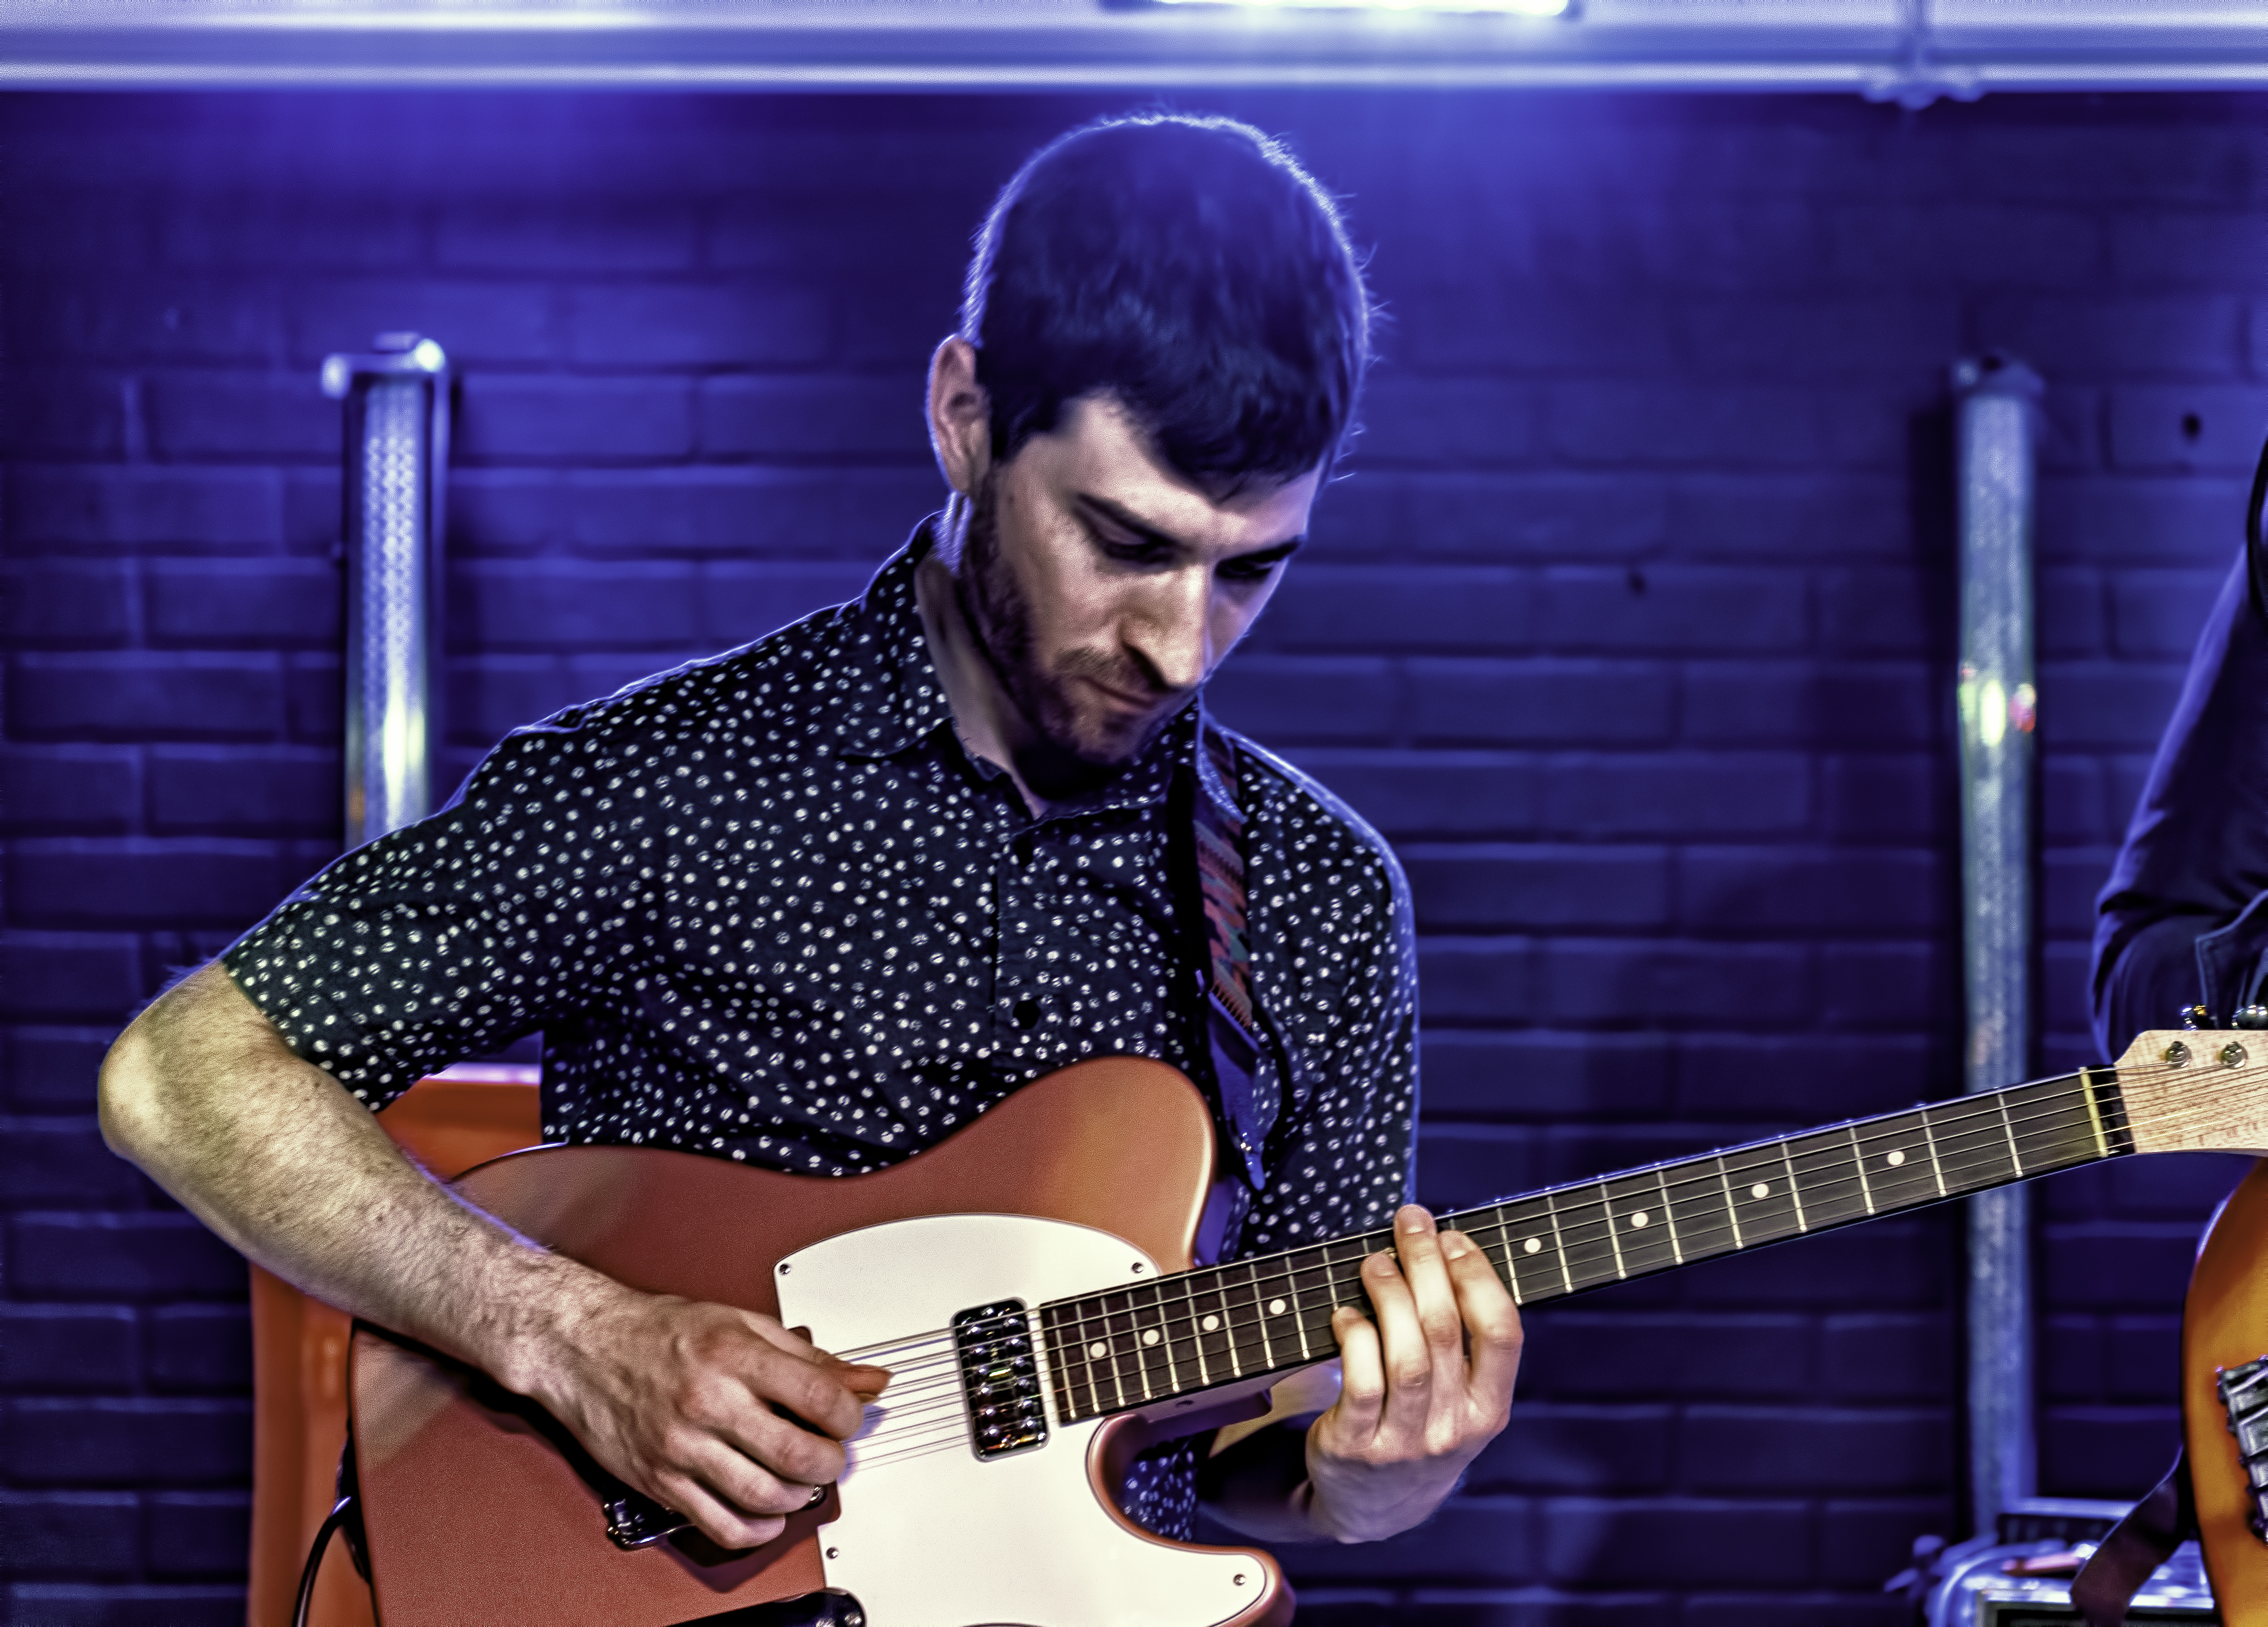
2237 1005 2268 1030
2181 1004 2215 1031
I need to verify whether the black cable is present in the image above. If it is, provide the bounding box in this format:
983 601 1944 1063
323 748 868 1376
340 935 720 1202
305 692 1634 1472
2246 423 2268 624
292 1496 354 1627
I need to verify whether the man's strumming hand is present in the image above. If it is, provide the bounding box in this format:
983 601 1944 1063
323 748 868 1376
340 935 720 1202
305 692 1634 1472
1302 1204 1522 1543
511 1279 890 1552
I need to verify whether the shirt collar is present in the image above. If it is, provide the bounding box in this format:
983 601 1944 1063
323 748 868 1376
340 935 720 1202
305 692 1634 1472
833 519 1196 815
827 522 952 762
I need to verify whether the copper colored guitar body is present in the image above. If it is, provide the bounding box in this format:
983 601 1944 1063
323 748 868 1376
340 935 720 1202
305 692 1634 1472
349 1056 1296 1627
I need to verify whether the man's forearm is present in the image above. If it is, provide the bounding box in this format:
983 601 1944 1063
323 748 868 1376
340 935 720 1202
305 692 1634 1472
98 961 598 1397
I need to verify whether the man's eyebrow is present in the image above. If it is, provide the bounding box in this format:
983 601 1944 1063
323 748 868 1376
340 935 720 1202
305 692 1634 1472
1077 493 1306 561
1077 493 1191 551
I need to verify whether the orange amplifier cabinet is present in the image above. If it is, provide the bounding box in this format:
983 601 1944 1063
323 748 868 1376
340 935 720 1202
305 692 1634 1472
245 1068 542 1627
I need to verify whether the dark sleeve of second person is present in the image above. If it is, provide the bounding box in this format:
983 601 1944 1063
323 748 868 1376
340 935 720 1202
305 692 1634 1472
2093 547 2268 1057
220 714 627 1110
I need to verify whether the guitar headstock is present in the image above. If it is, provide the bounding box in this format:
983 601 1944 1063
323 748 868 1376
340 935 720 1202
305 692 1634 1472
2115 1029 2268 1156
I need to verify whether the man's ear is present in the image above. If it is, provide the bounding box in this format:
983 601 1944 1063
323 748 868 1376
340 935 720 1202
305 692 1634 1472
927 337 991 498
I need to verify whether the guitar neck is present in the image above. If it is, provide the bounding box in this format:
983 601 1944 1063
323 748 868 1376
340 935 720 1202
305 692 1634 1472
1039 1063 2136 1426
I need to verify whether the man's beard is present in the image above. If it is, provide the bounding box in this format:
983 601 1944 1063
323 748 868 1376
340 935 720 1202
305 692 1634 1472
955 476 1176 775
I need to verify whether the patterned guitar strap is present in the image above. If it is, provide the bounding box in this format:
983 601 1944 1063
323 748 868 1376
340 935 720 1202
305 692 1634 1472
1181 710 1280 1265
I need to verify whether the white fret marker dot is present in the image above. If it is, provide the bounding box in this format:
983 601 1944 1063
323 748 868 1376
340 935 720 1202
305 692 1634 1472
1750 1182 1770 1199
1268 1299 1288 1315
1088 1342 1107 1359
1523 1237 1542 1254
1887 1149 1906 1167
1142 1329 1160 1346
1201 1314 1221 1333
1630 1210 1649 1228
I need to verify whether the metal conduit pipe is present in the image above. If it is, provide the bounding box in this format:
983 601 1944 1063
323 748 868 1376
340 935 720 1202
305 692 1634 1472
1952 354 2043 1540
323 332 452 851
12 1 2268 100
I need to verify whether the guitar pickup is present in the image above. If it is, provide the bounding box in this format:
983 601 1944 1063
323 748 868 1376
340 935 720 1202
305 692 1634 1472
952 1299 1048 1460
2216 1353 2268 1543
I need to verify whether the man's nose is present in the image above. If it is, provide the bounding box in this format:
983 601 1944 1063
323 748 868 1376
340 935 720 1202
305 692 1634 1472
1128 564 1215 694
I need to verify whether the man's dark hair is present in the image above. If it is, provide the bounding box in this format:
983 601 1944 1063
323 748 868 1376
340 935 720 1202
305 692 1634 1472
960 112 1372 493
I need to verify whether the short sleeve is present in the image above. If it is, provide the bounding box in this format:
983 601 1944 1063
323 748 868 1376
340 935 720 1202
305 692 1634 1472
222 719 619 1109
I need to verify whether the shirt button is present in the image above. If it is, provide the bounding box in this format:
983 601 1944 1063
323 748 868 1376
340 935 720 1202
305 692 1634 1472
1013 998 1040 1029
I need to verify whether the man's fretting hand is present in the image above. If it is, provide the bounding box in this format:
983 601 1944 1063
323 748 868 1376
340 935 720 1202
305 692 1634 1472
1304 1204 1522 1543
518 1282 890 1551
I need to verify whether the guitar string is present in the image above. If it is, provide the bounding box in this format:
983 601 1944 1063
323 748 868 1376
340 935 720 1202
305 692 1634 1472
819 1079 2063 1384
1040 1069 2130 1350
834 1073 2152 1437
846 1079 2148 1434
593 1054 2241 1486
827 1056 2225 1436
815 1055 2235 1434
857 1086 2239 1446
849 1072 2109 1442
1032 1059 2234 1419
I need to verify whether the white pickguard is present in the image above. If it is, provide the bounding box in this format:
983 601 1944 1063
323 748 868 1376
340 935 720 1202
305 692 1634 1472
774 1212 1270 1627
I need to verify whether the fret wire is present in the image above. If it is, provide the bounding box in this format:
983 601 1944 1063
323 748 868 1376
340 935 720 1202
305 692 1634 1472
1203 1266 1237 1382
1206 1267 1235 1385
1920 1102 1948 1195
1086 1309 1106 1419
1044 1307 1076 1424
1291 1251 1314 1361
1150 1280 1182 1396
1102 1292 1134 1408
1653 1167 1683 1265
1995 1090 2022 1176
1492 1208 1525 1305
1143 1281 1175 1400
1599 1183 1628 1280
1105 1293 1133 1412
1063 1305 1091 1420
1116 1298 1143 1407
1180 1269 1211 1390
1777 1139 1808 1231
2080 1066 2110 1158
1252 1258 1296 1364
1714 1154 1745 1249
1847 1124 1875 1214
1543 1191 1573 1293
1248 1259 1275 1372
1124 1292 1148 1408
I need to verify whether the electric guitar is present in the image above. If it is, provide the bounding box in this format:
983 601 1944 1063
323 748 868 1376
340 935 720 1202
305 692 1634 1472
2186 1154 2268 1621
350 1028 2268 1626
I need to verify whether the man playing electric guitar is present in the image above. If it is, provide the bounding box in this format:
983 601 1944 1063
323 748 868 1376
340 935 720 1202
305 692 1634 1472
98 115 1521 1579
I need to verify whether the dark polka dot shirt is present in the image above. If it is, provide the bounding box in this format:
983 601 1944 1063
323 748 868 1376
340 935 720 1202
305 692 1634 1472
223 529 1419 1534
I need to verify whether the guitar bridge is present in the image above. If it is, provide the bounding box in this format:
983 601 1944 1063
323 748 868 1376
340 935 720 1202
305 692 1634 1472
2216 1353 2268 1542
952 1299 1048 1460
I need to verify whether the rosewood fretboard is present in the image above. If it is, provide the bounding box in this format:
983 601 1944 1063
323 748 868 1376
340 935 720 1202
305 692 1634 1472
1038 1065 2131 1425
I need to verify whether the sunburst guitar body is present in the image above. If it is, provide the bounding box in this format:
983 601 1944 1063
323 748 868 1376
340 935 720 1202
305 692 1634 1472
2187 1157 2268 1621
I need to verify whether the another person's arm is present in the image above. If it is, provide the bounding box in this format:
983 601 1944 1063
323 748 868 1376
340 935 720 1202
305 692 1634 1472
2094 549 2268 1054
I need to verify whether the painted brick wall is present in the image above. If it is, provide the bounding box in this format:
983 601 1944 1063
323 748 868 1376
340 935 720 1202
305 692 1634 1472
4 88 2263 1624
